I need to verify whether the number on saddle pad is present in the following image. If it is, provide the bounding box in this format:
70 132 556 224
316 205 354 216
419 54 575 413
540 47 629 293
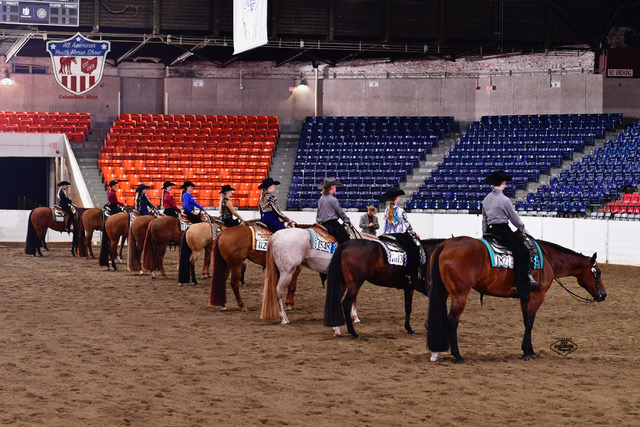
478 235 544 270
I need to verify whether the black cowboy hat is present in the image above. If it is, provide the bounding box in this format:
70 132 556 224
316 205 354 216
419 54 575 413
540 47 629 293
258 177 280 189
162 181 176 188
136 183 151 192
380 187 405 203
107 180 119 187
219 184 236 193
181 181 197 189
317 178 343 190
58 181 71 186
484 170 513 186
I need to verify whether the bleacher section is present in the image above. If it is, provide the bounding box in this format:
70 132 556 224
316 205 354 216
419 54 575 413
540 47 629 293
0 111 91 146
528 119 640 219
287 116 454 210
409 113 622 214
98 114 279 207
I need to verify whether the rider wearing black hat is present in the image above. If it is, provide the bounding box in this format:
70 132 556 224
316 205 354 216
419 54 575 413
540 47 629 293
181 181 204 223
482 170 538 300
219 184 245 227
162 181 179 217
258 177 292 232
57 181 74 232
316 178 351 243
106 180 125 215
381 187 422 285
136 183 155 216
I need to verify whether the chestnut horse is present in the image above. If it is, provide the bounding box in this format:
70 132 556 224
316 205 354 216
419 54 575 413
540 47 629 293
81 207 110 259
427 237 607 364
25 207 86 257
323 238 445 338
127 215 155 274
141 216 184 279
177 220 224 286
208 223 301 312
98 212 129 270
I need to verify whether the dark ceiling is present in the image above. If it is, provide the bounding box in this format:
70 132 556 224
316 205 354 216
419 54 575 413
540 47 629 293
2 0 640 67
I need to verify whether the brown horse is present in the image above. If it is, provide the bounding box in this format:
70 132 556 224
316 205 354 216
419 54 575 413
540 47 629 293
427 237 607 364
98 212 129 270
323 238 445 338
177 220 224 286
127 215 155 274
25 207 86 257
208 223 301 312
141 216 184 279
81 207 109 259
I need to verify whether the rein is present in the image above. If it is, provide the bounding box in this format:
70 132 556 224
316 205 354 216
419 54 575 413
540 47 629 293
538 244 597 304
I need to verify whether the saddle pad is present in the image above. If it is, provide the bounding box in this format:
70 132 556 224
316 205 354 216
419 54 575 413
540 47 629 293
308 228 337 254
249 223 272 252
52 207 66 222
479 235 543 270
377 236 408 267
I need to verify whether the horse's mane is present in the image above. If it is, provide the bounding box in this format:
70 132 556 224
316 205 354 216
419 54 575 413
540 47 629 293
538 240 584 258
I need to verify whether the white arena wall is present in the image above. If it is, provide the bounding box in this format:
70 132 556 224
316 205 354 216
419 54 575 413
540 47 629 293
2 209 639 266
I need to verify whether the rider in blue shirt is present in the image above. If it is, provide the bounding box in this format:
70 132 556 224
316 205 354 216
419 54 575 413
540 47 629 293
181 181 204 223
136 184 155 216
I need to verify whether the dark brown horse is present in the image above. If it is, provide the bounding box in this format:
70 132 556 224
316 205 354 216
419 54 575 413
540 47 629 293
427 237 607 364
208 223 301 312
177 220 223 286
127 215 155 274
98 212 129 270
323 238 445 338
81 207 106 259
25 207 86 257
141 216 184 279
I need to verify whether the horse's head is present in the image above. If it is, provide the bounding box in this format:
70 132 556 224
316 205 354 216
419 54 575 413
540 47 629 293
577 252 606 302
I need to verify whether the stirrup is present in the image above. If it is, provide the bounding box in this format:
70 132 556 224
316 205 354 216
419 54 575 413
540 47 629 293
528 273 539 290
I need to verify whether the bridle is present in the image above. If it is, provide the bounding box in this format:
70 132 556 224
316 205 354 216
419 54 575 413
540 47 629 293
539 245 600 304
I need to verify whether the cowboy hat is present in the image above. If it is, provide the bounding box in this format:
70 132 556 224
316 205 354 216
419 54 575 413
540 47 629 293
136 183 151 192
219 184 236 193
180 181 197 189
317 178 343 190
367 205 378 214
107 180 119 187
484 170 512 186
380 187 405 203
258 177 280 189
162 181 176 188
57 181 71 186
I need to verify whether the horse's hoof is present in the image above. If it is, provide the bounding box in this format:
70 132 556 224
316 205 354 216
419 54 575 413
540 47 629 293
522 353 537 361
193 283 199 287
241 308 248 312
351 334 360 340
454 357 466 365
139 270 144 276
151 276 156 280
280 320 290 325
241 282 247 287
430 355 440 362
353 318 361 324
220 307 228 311
333 333 342 338
407 329 416 336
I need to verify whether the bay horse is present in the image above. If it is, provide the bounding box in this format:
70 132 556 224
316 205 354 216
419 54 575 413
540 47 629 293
208 223 301 312
323 238 445 338
98 212 129 270
141 216 184 279
127 215 155 274
177 220 223 287
25 206 86 257
81 207 109 259
427 237 607 364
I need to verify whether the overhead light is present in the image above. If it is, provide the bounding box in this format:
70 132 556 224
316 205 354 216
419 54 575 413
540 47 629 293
1 71 12 86
299 74 308 86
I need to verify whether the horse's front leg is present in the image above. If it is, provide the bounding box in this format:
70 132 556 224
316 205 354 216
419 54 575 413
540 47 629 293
521 295 543 361
403 289 415 335
448 294 469 364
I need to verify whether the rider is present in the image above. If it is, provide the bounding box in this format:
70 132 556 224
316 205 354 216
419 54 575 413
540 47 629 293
482 170 538 300
162 181 179 217
57 180 74 232
258 177 293 232
380 187 422 285
219 184 245 227
136 184 155 216
106 180 125 215
316 178 351 243
181 181 204 224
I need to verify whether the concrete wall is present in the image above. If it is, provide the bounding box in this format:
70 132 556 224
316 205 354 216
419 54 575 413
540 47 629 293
603 77 640 122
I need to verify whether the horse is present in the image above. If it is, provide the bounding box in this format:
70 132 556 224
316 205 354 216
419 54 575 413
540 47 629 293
141 216 184 279
260 226 366 329
81 207 107 259
207 222 301 312
323 238 446 338
177 220 223 287
427 237 607 364
127 215 156 274
25 206 86 257
98 212 130 270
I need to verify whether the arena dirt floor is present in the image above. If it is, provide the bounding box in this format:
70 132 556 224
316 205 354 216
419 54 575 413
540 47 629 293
1 242 639 426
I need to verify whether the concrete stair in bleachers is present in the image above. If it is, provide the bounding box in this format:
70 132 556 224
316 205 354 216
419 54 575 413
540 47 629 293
270 120 302 206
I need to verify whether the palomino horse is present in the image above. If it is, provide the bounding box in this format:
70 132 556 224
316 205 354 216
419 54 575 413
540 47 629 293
98 212 130 270
141 216 184 279
25 206 86 257
127 215 155 274
427 237 607 364
208 222 301 312
323 238 445 338
177 220 223 286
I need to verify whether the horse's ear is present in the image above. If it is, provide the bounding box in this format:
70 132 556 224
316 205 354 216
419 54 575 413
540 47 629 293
591 252 597 263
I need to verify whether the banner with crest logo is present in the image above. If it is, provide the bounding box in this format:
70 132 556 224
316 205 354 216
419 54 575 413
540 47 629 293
233 0 268 55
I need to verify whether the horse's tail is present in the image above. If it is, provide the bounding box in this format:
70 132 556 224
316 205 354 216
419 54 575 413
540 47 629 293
209 238 228 306
76 217 86 257
24 210 39 255
427 244 450 352
141 225 156 272
127 224 140 271
178 231 193 284
98 222 111 266
260 238 281 320
323 243 347 327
